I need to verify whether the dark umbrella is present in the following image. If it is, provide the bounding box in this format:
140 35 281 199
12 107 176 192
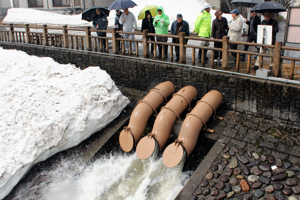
108 0 137 10
231 0 264 7
81 6 110 22
250 2 286 13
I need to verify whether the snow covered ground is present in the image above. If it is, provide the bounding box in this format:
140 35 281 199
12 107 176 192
0 47 129 199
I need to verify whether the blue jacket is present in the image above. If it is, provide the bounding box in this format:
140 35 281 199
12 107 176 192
171 20 190 43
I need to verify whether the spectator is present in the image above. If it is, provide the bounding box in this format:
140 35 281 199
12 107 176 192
153 6 170 59
195 3 212 61
141 10 155 54
211 10 228 64
241 11 261 61
120 8 137 54
228 9 243 65
254 12 279 70
171 14 190 61
115 10 123 51
93 8 108 52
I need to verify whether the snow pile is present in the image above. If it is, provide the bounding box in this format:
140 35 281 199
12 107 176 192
3 0 234 32
0 47 130 199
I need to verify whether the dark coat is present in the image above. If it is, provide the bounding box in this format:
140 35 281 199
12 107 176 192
211 17 228 39
170 20 190 43
93 13 108 36
261 18 279 45
141 10 155 33
245 15 261 36
115 11 123 31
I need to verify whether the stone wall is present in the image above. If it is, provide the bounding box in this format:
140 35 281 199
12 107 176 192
1 42 300 125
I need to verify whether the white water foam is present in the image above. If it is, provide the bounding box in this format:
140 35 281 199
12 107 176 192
35 154 191 200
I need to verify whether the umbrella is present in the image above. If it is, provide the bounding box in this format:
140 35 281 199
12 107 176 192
138 5 158 20
231 0 264 7
81 6 110 22
108 0 137 10
251 2 286 13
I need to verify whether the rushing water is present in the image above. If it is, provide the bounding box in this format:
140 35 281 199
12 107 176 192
10 153 192 200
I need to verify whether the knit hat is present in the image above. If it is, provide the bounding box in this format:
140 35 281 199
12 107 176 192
215 10 223 17
177 14 183 19
203 3 211 10
230 9 239 15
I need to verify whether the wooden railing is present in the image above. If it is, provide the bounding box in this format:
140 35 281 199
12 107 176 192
1 23 300 80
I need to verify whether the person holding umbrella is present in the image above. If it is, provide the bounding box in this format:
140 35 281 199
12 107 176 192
211 10 228 64
171 14 190 61
93 8 108 52
241 10 261 61
115 10 123 51
141 10 155 54
253 12 279 70
119 8 137 54
153 6 170 59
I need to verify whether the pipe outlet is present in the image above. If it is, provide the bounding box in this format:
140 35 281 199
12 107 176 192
163 90 223 168
136 86 198 160
119 81 175 152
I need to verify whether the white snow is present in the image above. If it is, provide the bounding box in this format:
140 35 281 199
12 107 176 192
0 47 130 199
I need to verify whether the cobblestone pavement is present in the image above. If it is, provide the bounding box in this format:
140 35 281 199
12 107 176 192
190 111 300 200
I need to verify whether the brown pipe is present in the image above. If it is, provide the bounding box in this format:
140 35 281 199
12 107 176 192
119 81 175 152
136 86 198 160
162 90 223 168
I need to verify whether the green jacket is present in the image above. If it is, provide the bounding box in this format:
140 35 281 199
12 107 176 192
153 6 170 35
194 10 212 37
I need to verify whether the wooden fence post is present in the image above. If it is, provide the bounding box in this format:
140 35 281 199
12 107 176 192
222 36 229 69
112 28 117 54
143 29 149 58
25 24 30 44
42 25 48 46
62 25 69 49
9 24 15 42
179 32 186 64
273 41 282 77
85 26 91 51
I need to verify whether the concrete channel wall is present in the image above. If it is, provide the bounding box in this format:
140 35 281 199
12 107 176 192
1 42 300 125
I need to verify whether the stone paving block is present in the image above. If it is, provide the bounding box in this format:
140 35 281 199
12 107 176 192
230 139 247 149
244 130 261 144
271 151 288 161
290 146 300 157
222 126 238 138
277 143 292 154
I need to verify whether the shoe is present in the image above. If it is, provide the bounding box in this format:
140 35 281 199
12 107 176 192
254 55 258 59
220 59 222 63
157 54 162 58
132 51 136 55
230 61 236 66
175 57 179 61
125 50 129 55
214 59 218 63
253 65 259 70
164 54 168 59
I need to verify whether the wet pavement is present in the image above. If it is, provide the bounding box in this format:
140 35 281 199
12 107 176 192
179 110 300 200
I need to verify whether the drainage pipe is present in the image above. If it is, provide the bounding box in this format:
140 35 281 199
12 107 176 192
136 86 198 160
119 81 175 152
162 90 223 168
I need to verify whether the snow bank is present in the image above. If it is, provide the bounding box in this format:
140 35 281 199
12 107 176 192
0 48 130 199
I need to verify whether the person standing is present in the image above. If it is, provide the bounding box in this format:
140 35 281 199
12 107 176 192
115 10 123 51
194 3 212 61
141 10 155 54
228 9 243 65
211 10 228 64
254 12 279 70
153 6 170 59
171 14 190 61
241 11 261 61
93 8 108 52
120 8 137 54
